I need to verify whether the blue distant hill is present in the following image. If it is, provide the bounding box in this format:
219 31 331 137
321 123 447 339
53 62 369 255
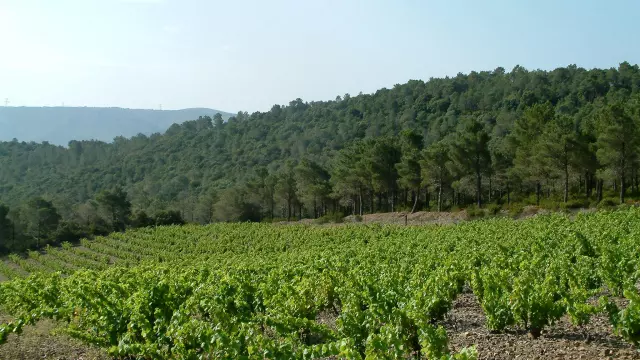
0 106 233 146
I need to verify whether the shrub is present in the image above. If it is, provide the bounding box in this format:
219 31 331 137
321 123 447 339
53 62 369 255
486 204 502 216
538 199 561 211
597 197 619 209
154 210 185 226
507 203 524 218
315 212 345 224
265 217 288 223
466 205 485 218
560 199 589 210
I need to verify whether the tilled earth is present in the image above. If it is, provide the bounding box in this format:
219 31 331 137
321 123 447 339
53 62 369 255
0 318 108 360
445 293 639 360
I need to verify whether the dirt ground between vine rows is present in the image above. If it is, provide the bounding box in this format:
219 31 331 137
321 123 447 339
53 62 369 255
444 292 639 360
0 317 108 360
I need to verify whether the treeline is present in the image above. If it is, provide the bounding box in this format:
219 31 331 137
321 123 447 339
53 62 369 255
1 62 640 227
214 93 640 222
0 188 183 253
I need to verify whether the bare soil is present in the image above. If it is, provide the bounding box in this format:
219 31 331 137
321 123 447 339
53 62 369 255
344 210 470 225
0 318 108 360
445 293 639 360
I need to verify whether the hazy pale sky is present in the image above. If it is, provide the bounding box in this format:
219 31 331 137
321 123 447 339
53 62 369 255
0 0 639 113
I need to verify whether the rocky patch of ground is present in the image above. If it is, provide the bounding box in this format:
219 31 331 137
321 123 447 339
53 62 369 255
444 293 639 360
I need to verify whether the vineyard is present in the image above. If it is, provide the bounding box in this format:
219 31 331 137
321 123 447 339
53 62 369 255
0 210 640 359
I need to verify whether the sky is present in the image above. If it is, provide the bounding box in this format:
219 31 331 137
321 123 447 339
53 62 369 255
0 0 639 113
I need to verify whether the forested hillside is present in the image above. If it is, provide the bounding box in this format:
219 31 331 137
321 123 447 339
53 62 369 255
1 62 640 252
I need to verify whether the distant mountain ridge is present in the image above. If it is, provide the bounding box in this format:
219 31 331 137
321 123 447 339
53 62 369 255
0 106 233 146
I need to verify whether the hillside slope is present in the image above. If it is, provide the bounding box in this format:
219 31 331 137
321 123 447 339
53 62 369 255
0 62 639 227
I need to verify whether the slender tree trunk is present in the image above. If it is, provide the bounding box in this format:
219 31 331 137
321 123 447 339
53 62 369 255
564 161 569 203
270 198 274 220
390 191 395 213
488 176 492 203
476 162 482 208
404 189 408 208
620 173 626 204
579 174 583 195
369 191 374 214
546 179 551 198
436 181 442 212
585 171 590 199
597 179 603 202
425 189 430 210
536 181 541 206
411 189 419 213
507 182 511 206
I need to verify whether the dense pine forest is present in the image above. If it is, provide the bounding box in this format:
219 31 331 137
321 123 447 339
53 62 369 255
1 62 640 252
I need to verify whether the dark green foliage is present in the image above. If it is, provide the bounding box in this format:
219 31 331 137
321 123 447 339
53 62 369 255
54 221 87 244
594 102 640 204
23 198 61 248
560 199 590 210
315 212 345 224
0 204 14 252
96 187 131 232
507 204 525 218
213 187 262 223
154 210 185 226
597 198 619 209
486 203 502 215
0 62 640 247
465 205 485 218
130 210 154 228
